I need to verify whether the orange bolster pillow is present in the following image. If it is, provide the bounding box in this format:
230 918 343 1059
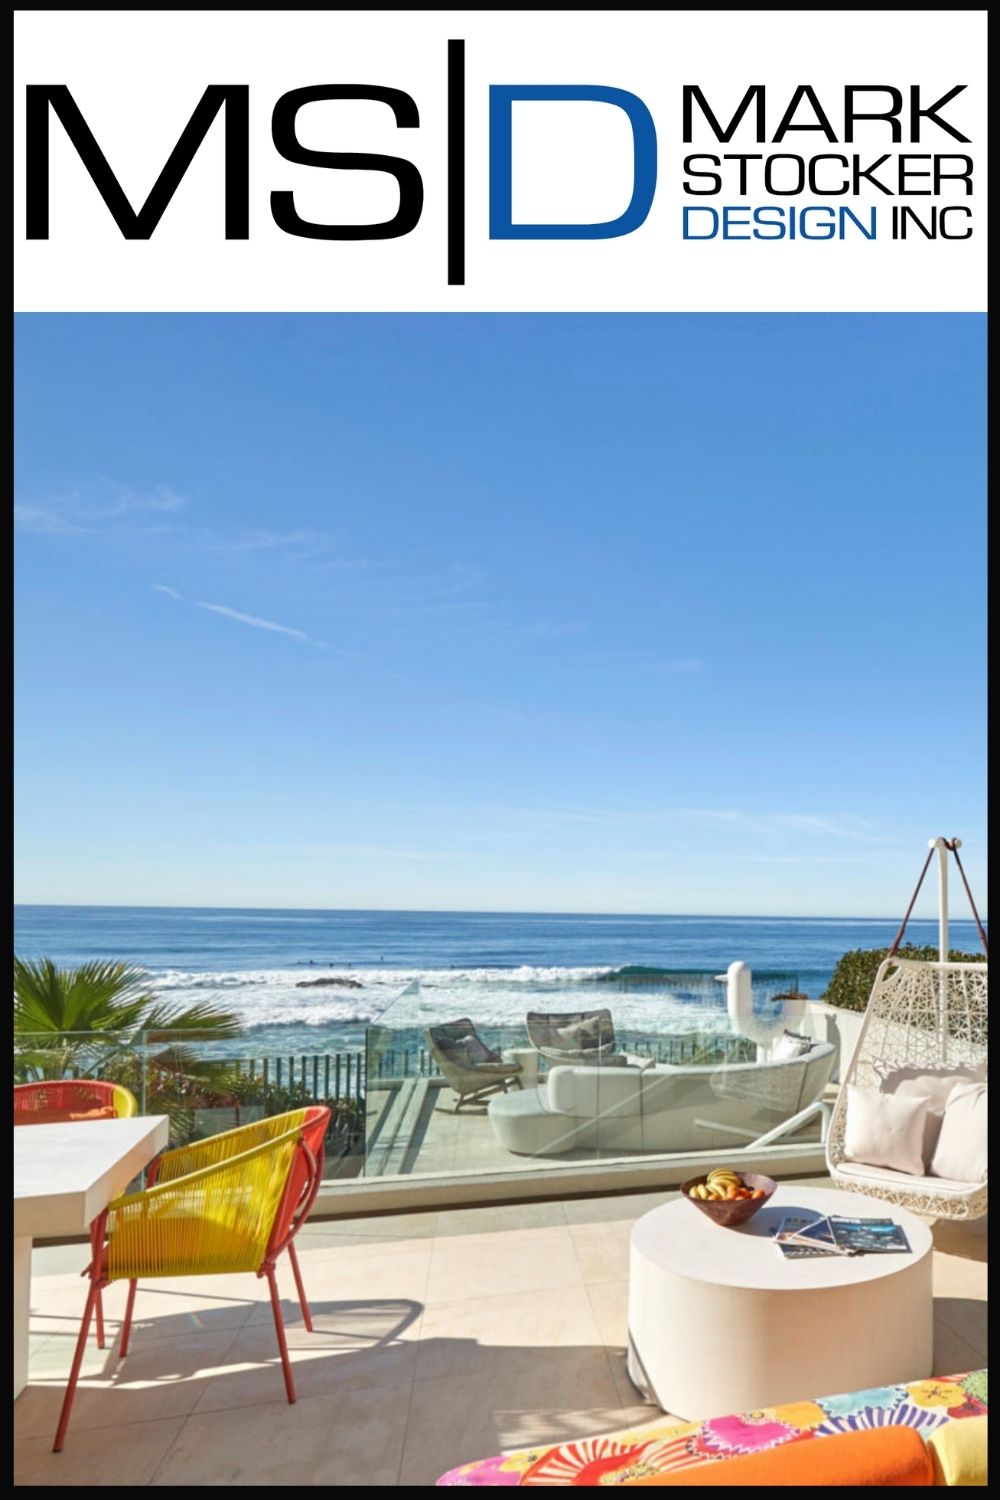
624 1426 934 1487
16 1106 117 1124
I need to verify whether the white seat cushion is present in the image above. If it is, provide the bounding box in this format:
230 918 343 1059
832 1158 978 1196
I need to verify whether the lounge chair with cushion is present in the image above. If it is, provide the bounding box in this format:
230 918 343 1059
525 1008 620 1067
488 1041 837 1157
426 1018 524 1112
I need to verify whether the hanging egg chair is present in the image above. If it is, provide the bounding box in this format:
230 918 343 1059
826 838 988 1220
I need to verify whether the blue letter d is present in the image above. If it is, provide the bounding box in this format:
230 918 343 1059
489 85 657 240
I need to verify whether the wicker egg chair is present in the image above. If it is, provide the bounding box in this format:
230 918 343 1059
826 840 987 1220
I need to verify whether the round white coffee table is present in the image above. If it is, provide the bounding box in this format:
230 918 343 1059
627 1184 933 1419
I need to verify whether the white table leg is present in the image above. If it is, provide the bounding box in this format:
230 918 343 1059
14 1236 32 1400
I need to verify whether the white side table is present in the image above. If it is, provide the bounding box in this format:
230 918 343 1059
13 1115 170 1400
628 1185 933 1418
502 1047 540 1089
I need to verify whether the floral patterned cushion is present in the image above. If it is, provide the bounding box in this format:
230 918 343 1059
435 1371 987 1486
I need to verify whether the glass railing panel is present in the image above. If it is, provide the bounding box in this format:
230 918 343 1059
143 1033 368 1179
13 1029 367 1180
14 961 825 1192
360 967 828 1179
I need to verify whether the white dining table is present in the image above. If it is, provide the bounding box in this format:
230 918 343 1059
13 1114 170 1399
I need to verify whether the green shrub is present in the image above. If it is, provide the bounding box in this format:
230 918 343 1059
822 945 986 1013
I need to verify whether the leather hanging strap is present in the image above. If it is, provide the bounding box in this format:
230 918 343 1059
887 847 934 959
945 840 990 955
888 842 989 959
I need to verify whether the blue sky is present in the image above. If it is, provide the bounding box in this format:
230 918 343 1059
14 314 986 915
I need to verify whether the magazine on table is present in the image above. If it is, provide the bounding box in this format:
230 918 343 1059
828 1217 913 1254
774 1214 912 1259
773 1215 839 1259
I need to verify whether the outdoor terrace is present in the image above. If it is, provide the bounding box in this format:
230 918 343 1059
362 1071 831 1181
14 1172 987 1487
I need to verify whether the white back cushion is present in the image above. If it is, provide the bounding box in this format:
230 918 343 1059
772 1032 812 1060
876 1061 986 1163
843 1084 930 1177
930 1083 988 1183
547 1065 642 1117
876 1061 984 1112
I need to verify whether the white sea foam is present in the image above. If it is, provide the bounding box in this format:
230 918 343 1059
148 964 734 1036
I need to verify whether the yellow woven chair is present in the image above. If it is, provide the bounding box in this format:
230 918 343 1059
54 1106 331 1452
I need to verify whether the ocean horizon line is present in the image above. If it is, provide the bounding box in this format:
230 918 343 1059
12 901 985 924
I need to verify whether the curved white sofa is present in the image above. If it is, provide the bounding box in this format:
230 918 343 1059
487 1042 836 1157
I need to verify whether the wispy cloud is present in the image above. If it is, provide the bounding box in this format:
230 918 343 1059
677 809 886 841
472 617 588 646
154 584 323 647
219 841 463 863
222 528 321 551
382 598 489 619
16 481 185 535
630 850 867 866
324 844 464 862
342 562 488 620
438 801 891 846
196 601 310 641
214 527 371 562
559 648 706 679
14 503 87 535
133 485 184 513
21 485 584 651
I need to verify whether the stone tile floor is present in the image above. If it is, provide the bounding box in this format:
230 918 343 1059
14 1176 987 1487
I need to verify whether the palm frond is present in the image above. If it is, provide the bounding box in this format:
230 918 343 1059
140 1001 242 1041
14 955 247 1146
13 957 240 1041
14 958 155 1034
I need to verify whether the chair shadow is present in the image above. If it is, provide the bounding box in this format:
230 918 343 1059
33 1291 423 1376
20 1292 637 1485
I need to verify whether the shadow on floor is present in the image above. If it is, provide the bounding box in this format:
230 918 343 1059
932 1218 989 1263
17 1293 632 1486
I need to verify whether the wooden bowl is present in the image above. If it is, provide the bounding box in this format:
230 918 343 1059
680 1172 777 1227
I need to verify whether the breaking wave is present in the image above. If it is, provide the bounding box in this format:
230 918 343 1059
147 963 741 1043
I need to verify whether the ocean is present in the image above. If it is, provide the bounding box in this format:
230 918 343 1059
12 906 979 1056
